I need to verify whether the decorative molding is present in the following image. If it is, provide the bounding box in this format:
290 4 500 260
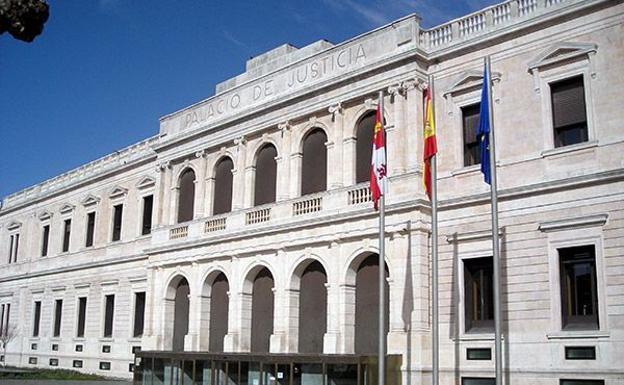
538 214 608 233
156 161 172 173
73 283 91 290
81 194 101 207
387 83 403 97
364 98 376 110
234 136 246 147
109 185 128 199
444 70 501 97
100 280 120 287
278 121 291 136
195 149 207 159
59 203 75 215
328 103 343 117
7 221 22 230
136 176 156 190
528 42 598 72
446 228 504 243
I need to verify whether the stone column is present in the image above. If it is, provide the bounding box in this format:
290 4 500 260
387 83 407 175
324 240 342 353
194 150 208 219
155 161 172 227
269 286 287 353
232 136 247 210
328 103 343 189
184 263 201 351
278 122 294 199
403 79 425 173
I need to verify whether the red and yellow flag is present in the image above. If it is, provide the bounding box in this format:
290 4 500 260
423 87 438 199
370 105 387 210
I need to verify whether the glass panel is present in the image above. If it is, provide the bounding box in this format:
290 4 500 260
153 358 165 385
293 363 323 385
141 357 152 385
462 378 496 385
194 360 212 385
226 361 239 385
214 361 226 385
238 362 249 385
247 362 261 385
183 361 194 385
327 363 358 385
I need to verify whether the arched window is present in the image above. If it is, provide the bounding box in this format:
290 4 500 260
177 168 196 223
355 112 376 184
298 261 327 353
301 128 328 195
209 273 229 352
254 144 277 206
251 268 274 353
172 278 190 352
355 253 389 354
213 157 234 215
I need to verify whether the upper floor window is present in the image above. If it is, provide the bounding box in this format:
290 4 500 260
301 128 327 195
213 157 234 215
32 301 41 337
560 245 598 330
177 168 196 223
133 292 146 338
76 297 87 338
85 212 96 247
112 204 123 242
0 303 10 336
103 294 115 338
53 299 63 337
464 256 494 333
462 104 481 167
254 144 277 206
141 195 153 235
7 233 19 264
355 112 375 184
41 225 50 257
551 75 588 148
62 219 71 252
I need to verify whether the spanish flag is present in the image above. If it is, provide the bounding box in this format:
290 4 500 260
423 87 438 199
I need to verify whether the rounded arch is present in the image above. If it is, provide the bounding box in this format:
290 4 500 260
176 167 196 223
163 272 192 300
253 143 279 206
241 261 278 294
199 268 230 353
288 254 331 291
296 123 330 154
344 247 392 286
248 138 281 169
212 156 235 215
291 257 328 353
174 165 199 188
300 127 328 195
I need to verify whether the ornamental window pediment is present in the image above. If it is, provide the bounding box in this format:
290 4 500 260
528 42 597 73
7 221 22 231
81 194 101 207
38 210 53 221
59 203 75 214
444 70 502 98
109 185 128 199
136 176 156 190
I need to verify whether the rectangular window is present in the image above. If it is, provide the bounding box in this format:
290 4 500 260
33 301 41 337
53 299 63 337
565 346 596 360
464 257 494 333
8 235 13 263
462 378 496 385
133 292 146 338
560 380 604 385
112 204 123 242
62 219 71 252
3 304 10 336
41 225 50 257
0 304 4 336
103 294 115 337
85 212 96 247
551 75 588 148
462 103 481 167
77 297 87 338
560 245 598 330
8 234 19 263
142 195 153 235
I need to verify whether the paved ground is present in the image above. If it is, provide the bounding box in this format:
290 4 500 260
0 381 132 385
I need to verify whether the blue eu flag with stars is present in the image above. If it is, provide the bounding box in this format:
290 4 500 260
477 63 491 185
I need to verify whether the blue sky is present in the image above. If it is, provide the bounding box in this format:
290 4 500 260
0 0 499 199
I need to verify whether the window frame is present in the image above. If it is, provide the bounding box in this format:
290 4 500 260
32 300 42 338
76 296 88 338
460 103 482 168
85 211 96 248
102 293 116 339
41 224 50 257
140 195 154 236
132 291 146 339
110 203 124 242
52 298 63 338
61 218 72 253
463 256 495 333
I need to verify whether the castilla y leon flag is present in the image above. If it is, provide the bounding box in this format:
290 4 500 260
423 86 438 199
370 104 387 210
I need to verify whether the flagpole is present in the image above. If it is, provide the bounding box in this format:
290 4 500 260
429 75 439 385
485 56 503 385
378 90 386 385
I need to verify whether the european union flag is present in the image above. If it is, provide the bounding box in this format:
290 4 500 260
477 63 491 185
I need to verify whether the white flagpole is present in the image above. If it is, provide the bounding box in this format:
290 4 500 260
430 75 440 385
378 90 387 385
485 56 503 385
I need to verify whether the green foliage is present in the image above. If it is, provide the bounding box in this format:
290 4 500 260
0 367 107 380
0 0 49 42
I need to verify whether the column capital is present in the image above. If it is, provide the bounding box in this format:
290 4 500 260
195 149 208 159
364 97 377 110
401 78 427 92
157 160 172 173
278 121 291 136
387 83 404 97
234 135 247 147
328 102 343 117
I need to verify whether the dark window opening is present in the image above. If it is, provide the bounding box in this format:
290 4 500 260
62 219 71 252
462 103 481 167
53 299 63 337
301 128 328 195
356 112 376 184
560 245 598 330
254 145 277 206
177 168 196 223
355 254 389 354
104 294 115 338
86 212 96 247
141 195 153 235
462 378 496 385
8 235 14 264
298 261 327 353
565 346 596 360
112 204 123 242
32 301 41 337
560 380 604 385
173 279 190 351
213 158 234 215
133 292 146 338
77 297 87 338
551 75 588 148
251 268 274 353
464 256 494 333
209 273 229 352
41 225 50 257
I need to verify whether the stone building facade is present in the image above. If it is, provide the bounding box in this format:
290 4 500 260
0 0 622 383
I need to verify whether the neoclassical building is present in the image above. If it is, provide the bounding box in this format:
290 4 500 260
1 0 623 384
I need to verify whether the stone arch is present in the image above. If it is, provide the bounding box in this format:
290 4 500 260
199 268 230 352
252 143 279 206
176 167 196 223
240 263 276 353
211 155 235 215
163 274 191 351
289 257 328 353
